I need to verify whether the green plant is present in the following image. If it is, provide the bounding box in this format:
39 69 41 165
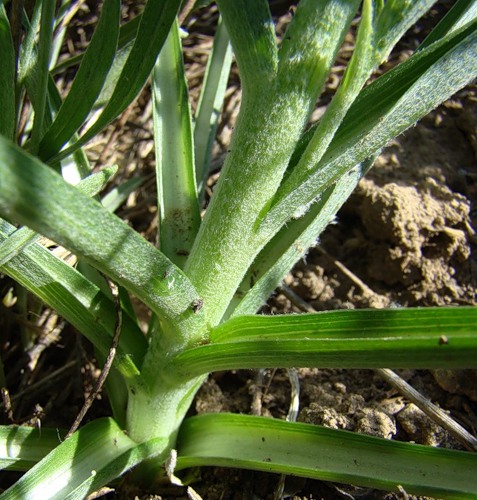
0 0 476 497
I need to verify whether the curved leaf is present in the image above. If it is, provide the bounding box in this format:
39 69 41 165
38 0 121 161
0 218 145 380
0 425 60 472
51 0 182 162
172 307 477 377
0 418 168 500
0 136 207 350
263 18 477 236
177 413 477 498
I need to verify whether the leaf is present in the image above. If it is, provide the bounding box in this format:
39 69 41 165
153 20 200 267
51 14 142 76
38 0 121 161
171 307 477 378
0 418 168 500
0 219 146 380
0 425 60 472
100 176 144 213
0 165 117 267
51 0 182 162
420 0 477 49
194 15 232 198
263 18 477 236
280 0 374 185
28 0 56 154
0 136 207 350
177 413 477 498
0 5 15 140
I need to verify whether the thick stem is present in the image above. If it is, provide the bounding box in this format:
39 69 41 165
184 89 312 326
126 374 206 445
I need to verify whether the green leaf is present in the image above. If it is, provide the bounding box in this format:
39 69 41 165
51 14 142 76
420 0 477 48
0 219 146 380
51 0 182 162
0 136 207 350
373 0 436 59
17 3 41 110
38 0 121 161
29 0 56 154
153 20 200 268
172 307 477 378
229 164 367 317
0 5 15 140
177 413 477 498
263 18 477 235
279 0 374 188
0 165 117 267
0 418 168 500
0 425 60 472
45 74 92 180
100 176 144 213
194 15 232 198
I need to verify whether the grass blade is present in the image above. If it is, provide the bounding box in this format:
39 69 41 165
194 16 232 198
51 0 182 162
0 5 15 141
28 0 56 155
0 418 168 500
0 219 146 380
100 176 144 213
373 0 437 57
177 413 477 498
0 136 207 349
0 165 117 267
264 18 477 236
0 425 60 472
153 20 200 267
172 307 477 377
51 14 142 76
420 0 477 48
38 0 120 161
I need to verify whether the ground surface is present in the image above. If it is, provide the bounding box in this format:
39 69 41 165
0 1 476 499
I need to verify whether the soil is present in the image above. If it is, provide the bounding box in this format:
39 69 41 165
1 2 476 499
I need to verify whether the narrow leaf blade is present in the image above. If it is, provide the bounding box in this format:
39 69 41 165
177 413 477 498
194 15 232 197
0 219 146 380
0 136 206 346
38 0 121 161
51 0 182 162
153 20 200 267
172 307 477 377
0 418 168 500
264 19 477 236
0 425 59 472
0 5 16 140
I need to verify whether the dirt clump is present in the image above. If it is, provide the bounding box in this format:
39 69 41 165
357 177 472 304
